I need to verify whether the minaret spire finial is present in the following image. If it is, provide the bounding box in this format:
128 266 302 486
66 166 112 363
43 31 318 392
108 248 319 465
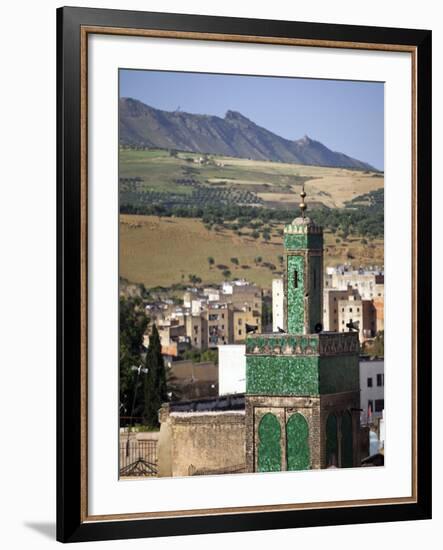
299 183 307 219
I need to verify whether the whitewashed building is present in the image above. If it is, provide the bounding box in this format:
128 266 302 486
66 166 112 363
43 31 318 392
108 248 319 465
359 359 384 425
272 278 284 333
218 345 246 395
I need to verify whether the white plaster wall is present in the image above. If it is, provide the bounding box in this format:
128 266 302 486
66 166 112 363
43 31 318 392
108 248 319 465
272 278 284 332
359 360 385 423
218 345 246 395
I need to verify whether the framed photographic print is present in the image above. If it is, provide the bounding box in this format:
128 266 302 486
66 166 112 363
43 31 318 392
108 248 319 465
57 6 432 543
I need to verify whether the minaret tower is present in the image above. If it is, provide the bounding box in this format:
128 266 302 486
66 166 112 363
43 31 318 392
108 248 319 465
245 185 361 473
283 185 323 334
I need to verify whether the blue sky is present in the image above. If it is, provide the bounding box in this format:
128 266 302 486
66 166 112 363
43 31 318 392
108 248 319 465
120 69 384 170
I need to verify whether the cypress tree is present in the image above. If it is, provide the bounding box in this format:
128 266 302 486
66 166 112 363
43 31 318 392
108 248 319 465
143 324 168 427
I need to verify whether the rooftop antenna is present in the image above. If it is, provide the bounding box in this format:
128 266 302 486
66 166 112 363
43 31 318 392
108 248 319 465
299 183 307 219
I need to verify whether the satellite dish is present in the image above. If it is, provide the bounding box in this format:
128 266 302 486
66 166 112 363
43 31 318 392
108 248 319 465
314 323 323 334
246 323 258 334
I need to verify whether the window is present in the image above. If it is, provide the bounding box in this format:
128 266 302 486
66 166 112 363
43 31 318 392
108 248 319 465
377 373 384 387
368 399 374 412
293 269 298 288
367 377 373 388
349 307 353 313
375 399 384 412
238 318 242 325
238 330 242 336
342 307 345 312
222 313 225 319
357 308 360 313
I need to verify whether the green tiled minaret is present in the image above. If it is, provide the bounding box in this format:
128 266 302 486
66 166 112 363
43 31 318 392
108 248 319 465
245 185 361 473
284 185 323 334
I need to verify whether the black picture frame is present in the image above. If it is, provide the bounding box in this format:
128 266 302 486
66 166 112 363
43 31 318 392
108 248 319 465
57 6 432 543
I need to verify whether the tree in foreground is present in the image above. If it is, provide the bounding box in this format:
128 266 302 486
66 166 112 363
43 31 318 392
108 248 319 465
371 330 384 358
119 297 148 420
143 324 168 428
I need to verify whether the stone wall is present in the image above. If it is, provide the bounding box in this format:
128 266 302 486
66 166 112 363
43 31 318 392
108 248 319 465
158 406 245 477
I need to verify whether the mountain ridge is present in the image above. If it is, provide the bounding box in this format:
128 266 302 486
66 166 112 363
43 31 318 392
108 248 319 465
119 97 377 171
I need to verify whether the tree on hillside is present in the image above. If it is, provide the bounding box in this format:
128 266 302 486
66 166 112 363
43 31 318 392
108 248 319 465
230 257 239 266
222 269 231 279
262 230 271 242
188 274 202 285
143 324 168 428
254 256 262 265
207 256 215 269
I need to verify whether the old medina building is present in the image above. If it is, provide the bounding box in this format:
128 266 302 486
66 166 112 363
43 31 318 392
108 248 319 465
158 188 367 477
275 272 384 342
144 281 262 360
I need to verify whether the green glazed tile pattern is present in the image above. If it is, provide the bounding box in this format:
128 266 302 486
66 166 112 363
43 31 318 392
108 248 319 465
245 334 319 354
325 413 338 467
284 233 308 250
287 255 305 333
286 413 310 470
318 355 359 394
308 254 323 332
284 232 323 250
341 411 354 468
246 355 319 395
258 413 282 472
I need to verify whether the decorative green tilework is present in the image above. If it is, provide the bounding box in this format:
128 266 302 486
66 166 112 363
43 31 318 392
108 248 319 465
245 334 320 354
258 413 281 472
341 411 353 468
307 233 323 249
287 255 305 333
308 254 323 332
284 232 323 250
246 355 319 395
284 233 308 250
318 355 360 394
286 413 310 470
325 413 338 467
